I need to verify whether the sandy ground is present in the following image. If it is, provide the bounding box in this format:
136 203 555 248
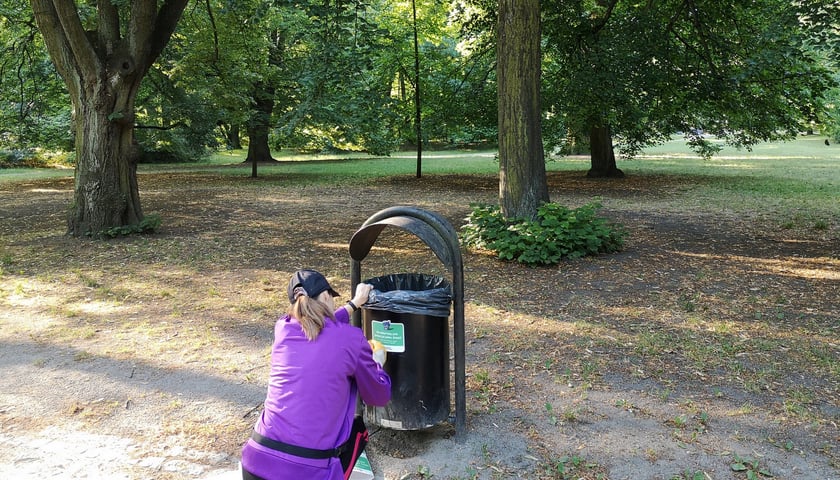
2 304 836 480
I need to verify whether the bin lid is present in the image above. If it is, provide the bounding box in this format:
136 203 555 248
349 215 453 268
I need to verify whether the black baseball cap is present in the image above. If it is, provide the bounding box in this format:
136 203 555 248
287 269 340 303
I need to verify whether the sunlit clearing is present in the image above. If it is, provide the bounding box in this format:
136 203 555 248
317 242 353 251
675 251 840 280
70 300 126 315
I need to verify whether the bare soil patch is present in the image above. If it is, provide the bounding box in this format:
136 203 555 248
0 169 837 480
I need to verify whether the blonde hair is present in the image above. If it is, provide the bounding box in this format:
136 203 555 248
289 295 336 341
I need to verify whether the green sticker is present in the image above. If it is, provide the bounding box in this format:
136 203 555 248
371 320 406 353
354 451 371 470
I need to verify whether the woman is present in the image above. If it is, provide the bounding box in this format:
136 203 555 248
242 269 391 480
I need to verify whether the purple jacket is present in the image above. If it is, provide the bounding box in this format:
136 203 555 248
241 307 391 479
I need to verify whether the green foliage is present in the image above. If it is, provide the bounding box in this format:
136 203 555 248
540 0 838 159
544 454 603 480
0 149 73 168
460 202 626 266
0 149 36 168
819 73 840 143
133 68 219 162
95 214 162 238
671 470 707 480
4 0 837 162
0 4 73 152
731 454 774 479
685 133 724 161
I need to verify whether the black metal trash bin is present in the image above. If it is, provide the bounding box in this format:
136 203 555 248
361 273 452 430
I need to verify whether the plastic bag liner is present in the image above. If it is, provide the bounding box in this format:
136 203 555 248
363 273 452 317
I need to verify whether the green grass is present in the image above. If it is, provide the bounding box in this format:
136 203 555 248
627 136 837 179
2 137 837 215
638 134 834 158
159 137 839 223
0 166 74 183
144 148 502 178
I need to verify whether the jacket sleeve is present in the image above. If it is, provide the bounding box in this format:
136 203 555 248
334 306 350 324
354 334 392 407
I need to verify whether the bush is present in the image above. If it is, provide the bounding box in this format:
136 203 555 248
0 149 35 168
0 149 74 168
97 214 162 238
460 202 626 266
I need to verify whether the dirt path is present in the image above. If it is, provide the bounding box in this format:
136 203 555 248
0 170 837 479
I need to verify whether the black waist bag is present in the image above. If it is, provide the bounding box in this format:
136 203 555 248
251 415 368 480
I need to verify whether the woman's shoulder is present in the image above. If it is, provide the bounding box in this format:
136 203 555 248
323 319 366 341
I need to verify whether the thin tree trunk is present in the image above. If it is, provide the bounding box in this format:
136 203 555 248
412 0 422 178
587 124 625 178
245 30 284 176
497 0 549 220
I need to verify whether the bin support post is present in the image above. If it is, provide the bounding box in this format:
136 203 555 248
349 206 466 439
350 261 361 327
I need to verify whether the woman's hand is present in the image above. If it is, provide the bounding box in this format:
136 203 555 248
351 283 373 307
345 283 373 315
369 339 387 367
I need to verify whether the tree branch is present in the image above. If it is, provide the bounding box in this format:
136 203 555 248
134 122 187 130
98 0 120 56
28 0 79 99
50 0 100 78
149 0 190 61
591 0 619 36
203 0 221 64
129 0 156 69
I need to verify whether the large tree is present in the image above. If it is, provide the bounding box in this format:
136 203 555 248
30 0 188 236
496 0 548 220
542 0 838 177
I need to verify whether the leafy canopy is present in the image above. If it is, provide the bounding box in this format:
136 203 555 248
541 0 838 158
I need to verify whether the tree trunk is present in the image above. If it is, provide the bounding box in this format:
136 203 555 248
70 89 144 236
587 125 625 178
497 0 549 220
245 82 277 169
30 0 188 237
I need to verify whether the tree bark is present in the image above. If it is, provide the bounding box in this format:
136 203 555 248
587 124 625 178
70 86 143 235
245 82 277 168
497 0 549 220
30 0 188 236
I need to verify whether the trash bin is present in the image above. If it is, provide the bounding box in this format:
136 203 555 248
361 273 452 430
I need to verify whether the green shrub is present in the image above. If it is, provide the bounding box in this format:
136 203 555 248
96 214 162 238
0 149 75 169
460 202 626 266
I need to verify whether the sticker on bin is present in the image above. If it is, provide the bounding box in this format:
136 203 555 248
371 320 406 353
349 450 374 480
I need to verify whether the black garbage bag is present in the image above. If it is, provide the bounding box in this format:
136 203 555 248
363 273 452 317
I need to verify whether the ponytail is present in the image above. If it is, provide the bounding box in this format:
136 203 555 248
289 296 335 341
